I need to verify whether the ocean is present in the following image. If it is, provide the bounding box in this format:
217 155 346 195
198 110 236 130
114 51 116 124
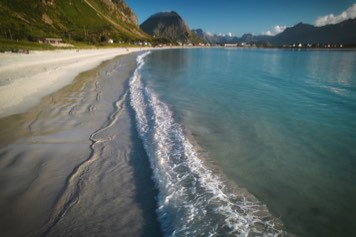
130 48 356 236
0 48 355 237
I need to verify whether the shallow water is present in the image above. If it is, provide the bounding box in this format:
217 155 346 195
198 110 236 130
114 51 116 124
135 48 356 237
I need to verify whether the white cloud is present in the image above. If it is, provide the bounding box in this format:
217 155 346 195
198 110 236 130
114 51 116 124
315 4 356 26
262 25 287 36
263 30 273 36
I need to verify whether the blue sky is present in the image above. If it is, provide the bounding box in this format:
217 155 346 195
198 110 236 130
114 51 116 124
125 0 356 36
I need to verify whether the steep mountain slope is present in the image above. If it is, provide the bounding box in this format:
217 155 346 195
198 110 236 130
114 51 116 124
140 11 202 44
0 0 149 42
272 19 356 45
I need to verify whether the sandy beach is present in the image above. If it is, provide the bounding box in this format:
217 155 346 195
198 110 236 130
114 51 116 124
0 48 144 118
0 48 162 237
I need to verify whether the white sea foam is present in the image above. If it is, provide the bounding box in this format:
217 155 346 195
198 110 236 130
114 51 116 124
129 52 288 237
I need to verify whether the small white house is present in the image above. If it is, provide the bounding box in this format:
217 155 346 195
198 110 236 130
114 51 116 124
108 39 114 44
43 38 63 45
224 43 237 47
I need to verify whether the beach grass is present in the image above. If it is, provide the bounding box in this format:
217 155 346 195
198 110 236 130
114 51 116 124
0 38 149 52
0 39 55 52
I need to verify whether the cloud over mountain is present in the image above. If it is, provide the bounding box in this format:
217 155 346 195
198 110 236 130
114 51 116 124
262 25 287 36
315 4 356 26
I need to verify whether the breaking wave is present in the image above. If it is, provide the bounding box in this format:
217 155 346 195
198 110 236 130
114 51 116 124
129 52 288 237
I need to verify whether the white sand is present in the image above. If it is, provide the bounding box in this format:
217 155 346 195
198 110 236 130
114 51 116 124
0 48 145 118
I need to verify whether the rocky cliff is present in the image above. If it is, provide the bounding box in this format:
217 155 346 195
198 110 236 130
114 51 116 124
140 11 202 44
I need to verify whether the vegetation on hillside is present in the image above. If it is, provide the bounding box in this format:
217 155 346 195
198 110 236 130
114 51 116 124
0 0 150 45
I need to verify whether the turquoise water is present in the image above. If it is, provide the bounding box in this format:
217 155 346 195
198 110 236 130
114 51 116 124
130 48 356 236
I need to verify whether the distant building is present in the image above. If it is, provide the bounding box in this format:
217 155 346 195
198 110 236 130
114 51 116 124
41 38 73 47
108 39 114 44
43 38 63 45
224 43 237 47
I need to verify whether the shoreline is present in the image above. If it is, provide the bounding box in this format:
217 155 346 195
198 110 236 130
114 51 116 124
0 47 150 118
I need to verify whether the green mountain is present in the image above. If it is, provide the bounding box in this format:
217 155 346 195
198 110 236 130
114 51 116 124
0 0 150 43
140 11 204 44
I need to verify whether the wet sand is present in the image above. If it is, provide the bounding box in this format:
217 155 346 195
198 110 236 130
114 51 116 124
0 51 162 236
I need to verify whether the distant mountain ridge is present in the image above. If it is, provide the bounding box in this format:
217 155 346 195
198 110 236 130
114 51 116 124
192 29 272 45
194 18 356 46
272 19 356 45
140 11 203 44
0 0 149 43
192 29 238 44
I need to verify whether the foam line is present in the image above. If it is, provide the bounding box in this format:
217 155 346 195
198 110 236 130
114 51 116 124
129 52 288 236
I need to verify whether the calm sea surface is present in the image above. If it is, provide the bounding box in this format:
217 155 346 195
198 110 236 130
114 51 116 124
130 48 356 236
